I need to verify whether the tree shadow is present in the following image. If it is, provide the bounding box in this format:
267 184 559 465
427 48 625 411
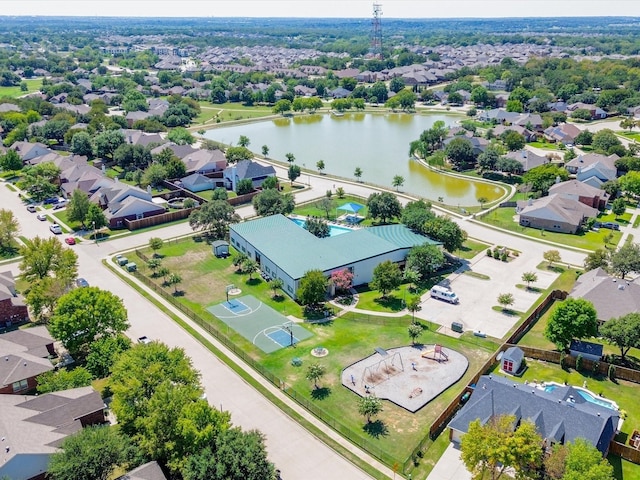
245 278 262 286
271 295 286 303
607 452 623 480
374 295 404 312
363 420 389 438
172 290 185 297
311 387 331 400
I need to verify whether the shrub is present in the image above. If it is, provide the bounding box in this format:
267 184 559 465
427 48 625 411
501 252 508 262
493 249 500 259
576 354 583 372
592 361 600 373
560 352 566 368
487 248 493 257
608 364 616 381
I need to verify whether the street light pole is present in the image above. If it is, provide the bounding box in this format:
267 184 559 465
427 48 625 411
92 221 96 244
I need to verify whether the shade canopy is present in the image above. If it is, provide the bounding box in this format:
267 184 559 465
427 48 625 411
337 202 364 213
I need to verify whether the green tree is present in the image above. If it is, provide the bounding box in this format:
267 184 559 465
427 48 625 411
544 298 598 350
261 176 278 189
270 278 284 298
50 287 129 357
611 197 627 218
358 395 383 423
575 130 593 146
521 271 538 289
236 178 254 195
316 197 335 219
497 293 515 311
543 249 562 268
445 137 475 169
272 99 292 114
86 203 108 232
92 129 125 160
367 191 402 224
422 216 467 253
0 209 19 253
25 276 67 321
288 164 301 185
47 425 136 480
403 268 421 292
599 313 640 361
370 260 402 297
502 130 526 151
19 236 78 285
316 159 325 174
296 270 328 308
592 129 622 154
189 199 241 239
22 162 60 201
0 149 23 171
85 335 131 379
122 89 148 112
261 144 269 157
392 174 405 191
148 237 164 256
167 272 183 293
408 322 423 344
354 166 363 182
66 189 91 228
306 363 326 389
225 146 253 163
584 249 609 271
252 189 295 217
285 152 295 164
142 163 167 187
36 367 92 394
477 196 489 209
555 438 614 480
609 242 640 278
305 217 330 238
461 415 542 480
167 126 195 145
401 199 434 232
406 243 445 279
620 171 640 197
523 164 569 194
238 135 250 148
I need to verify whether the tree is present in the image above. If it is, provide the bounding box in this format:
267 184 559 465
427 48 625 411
238 135 250 148
22 162 60 201
497 293 515 311
47 425 136 480
575 130 593 146
149 237 164 256
224 146 253 163
358 395 383 423
285 152 295 164
242 259 259 280
288 164 301 185
408 322 423 344
19 237 78 285
521 271 538 289
401 199 434 232
389 77 406 93
92 129 125 160
354 166 363 182
272 99 292 114
36 367 92 394
182 428 275 480
0 149 23 171
422 216 467 253
189 199 241 239
584 249 609 271
445 137 475 169
236 178 254 195
523 164 569 194
367 192 402 224
392 174 405 191
252 189 295 217
50 287 129 357
544 298 598 350
306 363 326 389
66 189 91 228
331 269 354 294
316 197 335 219
142 163 167 187
502 130 526 151
86 203 107 232
85 335 131 379
403 268 421 292
0 209 19 253
600 313 640 361
305 217 330 238
611 197 627 218
167 272 183 293
477 196 488 209
370 260 402 297
407 295 422 321
270 278 284 298
461 415 542 480
369 81 388 104
296 270 328 308
543 249 561 268
406 244 445 279
261 145 269 157
609 242 640 278
592 129 622 154
25 276 68 321
316 159 325 174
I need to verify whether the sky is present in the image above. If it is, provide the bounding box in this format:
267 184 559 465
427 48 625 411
3 0 640 18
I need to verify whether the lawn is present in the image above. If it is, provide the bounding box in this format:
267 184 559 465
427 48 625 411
134 237 497 476
194 101 274 126
481 207 622 251
454 238 492 260
527 141 561 151
294 194 369 222
618 131 640 142
0 78 43 98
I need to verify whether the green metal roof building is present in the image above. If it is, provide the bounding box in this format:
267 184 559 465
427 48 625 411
229 215 439 298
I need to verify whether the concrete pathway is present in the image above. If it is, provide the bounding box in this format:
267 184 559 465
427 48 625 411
425 443 471 480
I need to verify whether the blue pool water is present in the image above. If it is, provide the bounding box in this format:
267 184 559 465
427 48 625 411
544 385 616 410
290 218 352 237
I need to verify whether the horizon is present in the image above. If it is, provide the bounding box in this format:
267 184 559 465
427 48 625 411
3 1 640 19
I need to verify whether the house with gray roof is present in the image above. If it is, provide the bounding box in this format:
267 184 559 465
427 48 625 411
230 215 439 299
181 148 227 175
90 181 166 229
569 267 640 322
516 194 598 234
543 123 581 145
223 160 276 192
504 149 549 173
566 153 618 177
180 173 215 193
0 386 105 480
449 375 619 455
548 179 609 210
118 461 167 480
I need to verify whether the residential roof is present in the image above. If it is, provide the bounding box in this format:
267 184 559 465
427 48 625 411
548 179 609 201
226 159 275 180
505 149 548 172
503 346 524 363
566 153 618 171
118 461 167 480
231 215 436 280
0 326 54 386
569 340 604 357
517 194 598 226
449 375 619 454
570 268 640 321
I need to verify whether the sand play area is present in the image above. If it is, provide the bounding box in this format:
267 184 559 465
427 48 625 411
342 345 468 412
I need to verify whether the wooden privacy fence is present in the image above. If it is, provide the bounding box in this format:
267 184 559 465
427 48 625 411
125 208 195 230
610 441 640 464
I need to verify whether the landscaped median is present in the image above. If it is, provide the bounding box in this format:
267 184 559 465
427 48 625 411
116 236 498 478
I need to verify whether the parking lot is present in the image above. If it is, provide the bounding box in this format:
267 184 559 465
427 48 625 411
416 253 559 339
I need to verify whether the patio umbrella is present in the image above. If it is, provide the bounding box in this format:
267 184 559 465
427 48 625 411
337 202 364 214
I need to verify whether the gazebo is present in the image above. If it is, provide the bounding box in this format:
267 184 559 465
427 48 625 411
337 202 364 224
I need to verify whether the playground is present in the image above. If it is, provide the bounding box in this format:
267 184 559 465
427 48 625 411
206 294 313 354
342 344 469 412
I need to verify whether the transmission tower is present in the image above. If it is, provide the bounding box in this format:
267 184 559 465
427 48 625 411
371 3 383 59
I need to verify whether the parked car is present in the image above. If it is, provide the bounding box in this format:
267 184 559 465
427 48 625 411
49 224 62 234
26 205 37 213
36 213 47 221
53 201 67 210
137 336 151 344
64 237 76 245
430 285 459 304
43 197 59 205
601 222 620 231
76 278 89 287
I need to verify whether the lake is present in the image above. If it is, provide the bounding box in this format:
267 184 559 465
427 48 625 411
204 112 506 206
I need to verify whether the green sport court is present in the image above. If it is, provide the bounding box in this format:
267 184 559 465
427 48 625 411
206 295 313 353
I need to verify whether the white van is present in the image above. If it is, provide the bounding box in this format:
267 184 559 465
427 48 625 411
430 285 459 304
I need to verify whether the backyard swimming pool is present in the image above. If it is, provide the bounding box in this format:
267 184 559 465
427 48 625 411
289 217 353 237
544 383 618 410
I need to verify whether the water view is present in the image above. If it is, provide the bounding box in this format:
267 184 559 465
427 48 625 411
205 112 506 206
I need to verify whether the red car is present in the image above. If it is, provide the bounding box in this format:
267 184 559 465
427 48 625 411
64 237 76 245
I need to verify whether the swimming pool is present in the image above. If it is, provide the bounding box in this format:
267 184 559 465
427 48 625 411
289 217 353 237
544 384 618 410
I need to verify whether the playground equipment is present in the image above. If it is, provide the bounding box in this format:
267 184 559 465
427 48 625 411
361 347 405 386
421 344 449 363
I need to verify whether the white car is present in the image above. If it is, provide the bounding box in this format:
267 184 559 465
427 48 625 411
137 336 151 344
49 224 62 234
36 213 47 221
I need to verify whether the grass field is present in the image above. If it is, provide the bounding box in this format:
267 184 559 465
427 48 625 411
135 237 497 476
194 101 275 126
294 194 369 222
618 131 640 142
0 78 43 98
480 207 622 251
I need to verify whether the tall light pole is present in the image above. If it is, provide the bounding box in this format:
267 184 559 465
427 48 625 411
92 221 96 244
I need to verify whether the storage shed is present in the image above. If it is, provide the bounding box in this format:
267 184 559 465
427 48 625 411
569 339 603 362
212 240 230 258
502 346 524 375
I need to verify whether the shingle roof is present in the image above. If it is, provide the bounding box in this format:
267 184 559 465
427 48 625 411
570 268 640 321
517 194 598 226
449 375 619 454
118 461 167 480
569 340 604 357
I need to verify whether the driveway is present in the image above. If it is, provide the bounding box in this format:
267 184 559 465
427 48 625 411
426 443 471 480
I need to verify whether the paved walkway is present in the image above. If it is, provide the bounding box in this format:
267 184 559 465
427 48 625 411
425 443 471 480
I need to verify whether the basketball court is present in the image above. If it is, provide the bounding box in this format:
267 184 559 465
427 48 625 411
206 294 313 353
